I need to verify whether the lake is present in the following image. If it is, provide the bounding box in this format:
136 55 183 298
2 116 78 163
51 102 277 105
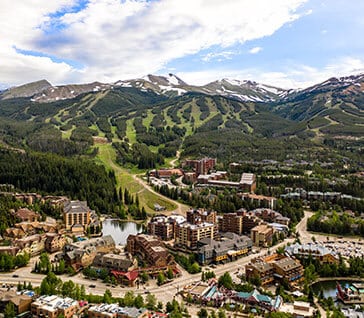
102 219 143 245
311 280 360 299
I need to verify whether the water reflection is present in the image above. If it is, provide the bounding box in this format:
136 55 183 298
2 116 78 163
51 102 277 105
102 219 143 245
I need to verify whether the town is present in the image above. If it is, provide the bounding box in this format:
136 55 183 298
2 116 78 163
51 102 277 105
0 156 363 318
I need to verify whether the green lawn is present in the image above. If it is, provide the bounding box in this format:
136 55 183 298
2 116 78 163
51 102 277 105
95 144 177 213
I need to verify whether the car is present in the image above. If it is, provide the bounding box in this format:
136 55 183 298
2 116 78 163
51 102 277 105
89 284 96 288
144 290 150 294
12 274 19 278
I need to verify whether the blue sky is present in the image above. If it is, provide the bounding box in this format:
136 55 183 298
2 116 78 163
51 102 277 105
1 0 364 89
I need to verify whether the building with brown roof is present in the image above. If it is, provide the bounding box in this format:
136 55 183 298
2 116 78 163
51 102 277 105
250 224 274 247
93 252 138 273
240 193 277 209
15 234 46 256
218 213 244 235
186 209 217 225
88 303 148 318
272 257 304 284
63 200 94 233
45 233 67 253
183 158 216 175
14 208 40 222
0 290 32 315
239 173 256 193
155 168 183 179
245 261 275 286
126 234 174 268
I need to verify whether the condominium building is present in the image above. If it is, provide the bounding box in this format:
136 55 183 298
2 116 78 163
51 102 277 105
45 233 67 253
245 254 304 287
183 158 216 175
218 213 244 235
197 232 252 265
31 295 79 318
285 243 339 265
272 257 304 283
147 215 185 240
250 224 274 247
175 222 216 249
186 209 217 225
126 234 174 267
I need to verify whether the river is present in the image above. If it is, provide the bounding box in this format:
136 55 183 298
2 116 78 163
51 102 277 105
101 219 143 245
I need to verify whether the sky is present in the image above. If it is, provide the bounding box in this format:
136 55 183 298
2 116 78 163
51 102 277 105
1 0 364 89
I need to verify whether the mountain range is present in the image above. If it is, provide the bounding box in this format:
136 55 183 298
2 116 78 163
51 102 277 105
0 73 363 162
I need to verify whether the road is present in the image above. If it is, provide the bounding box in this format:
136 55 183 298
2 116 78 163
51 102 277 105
2 215 307 304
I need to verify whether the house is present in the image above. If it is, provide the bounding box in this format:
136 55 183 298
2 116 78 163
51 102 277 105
14 208 40 222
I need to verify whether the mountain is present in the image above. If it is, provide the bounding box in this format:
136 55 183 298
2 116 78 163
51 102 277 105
1 79 52 100
0 73 287 104
0 73 362 163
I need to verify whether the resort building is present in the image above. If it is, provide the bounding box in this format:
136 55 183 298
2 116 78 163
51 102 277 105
31 295 79 318
285 243 339 265
197 232 252 265
250 224 274 247
218 213 244 235
175 222 216 249
88 304 148 318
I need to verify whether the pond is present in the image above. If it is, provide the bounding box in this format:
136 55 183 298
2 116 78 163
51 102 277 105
311 280 360 300
101 219 143 245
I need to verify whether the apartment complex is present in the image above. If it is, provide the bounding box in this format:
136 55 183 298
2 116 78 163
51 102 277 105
246 254 304 287
285 243 339 265
126 234 174 267
147 214 185 240
197 232 252 265
186 209 217 225
93 252 138 272
31 295 79 318
175 222 216 249
218 212 244 235
183 158 216 175
250 224 274 247
59 235 115 270
45 233 67 253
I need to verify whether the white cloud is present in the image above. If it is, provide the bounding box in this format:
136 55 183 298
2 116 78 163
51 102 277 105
202 51 237 62
179 57 364 89
249 47 262 54
0 0 308 86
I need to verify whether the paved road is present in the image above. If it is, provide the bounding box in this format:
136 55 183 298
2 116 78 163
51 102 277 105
0 209 306 304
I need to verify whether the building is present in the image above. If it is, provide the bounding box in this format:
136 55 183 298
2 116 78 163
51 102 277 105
183 158 216 175
155 168 183 179
197 232 252 265
272 257 304 283
245 262 275 286
0 290 32 316
175 222 216 249
14 207 40 222
15 234 46 256
31 295 79 318
186 209 217 225
280 301 316 318
239 173 256 193
88 304 148 318
250 224 274 247
45 233 67 253
60 235 115 270
242 213 264 234
147 215 185 241
246 255 304 287
285 243 339 265
218 213 244 235
126 234 174 267
93 252 138 272
239 193 277 209
250 208 290 226
63 200 99 233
